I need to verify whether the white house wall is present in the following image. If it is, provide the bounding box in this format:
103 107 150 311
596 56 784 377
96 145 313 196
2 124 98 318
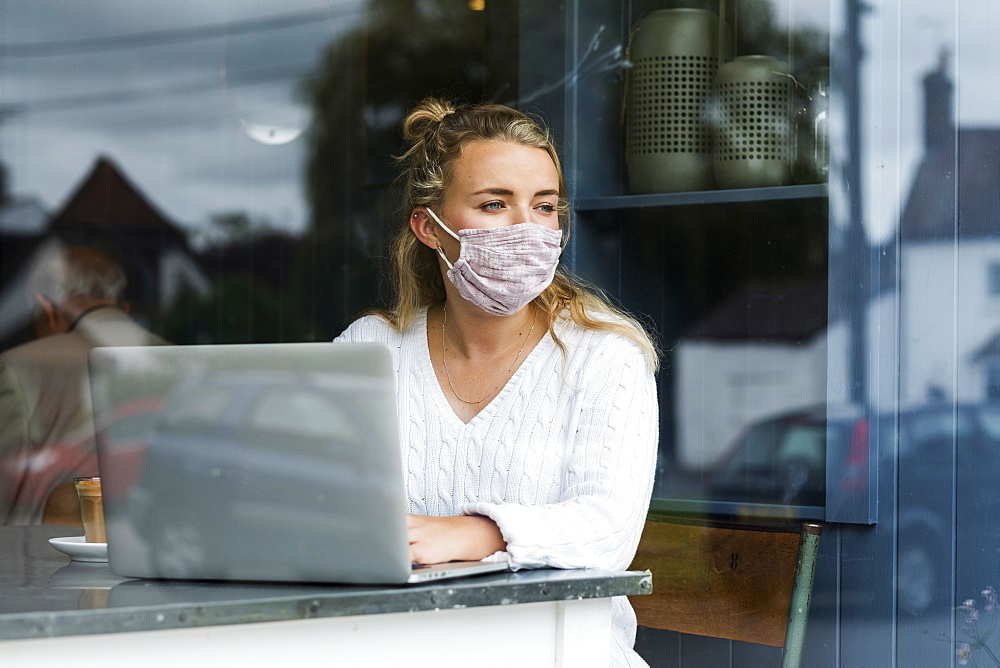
675 338 828 472
901 240 1000 404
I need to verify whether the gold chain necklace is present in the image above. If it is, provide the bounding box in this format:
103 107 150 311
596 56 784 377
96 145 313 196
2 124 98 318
440 302 537 405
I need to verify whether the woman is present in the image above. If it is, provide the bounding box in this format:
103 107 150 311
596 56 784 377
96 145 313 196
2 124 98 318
335 97 659 667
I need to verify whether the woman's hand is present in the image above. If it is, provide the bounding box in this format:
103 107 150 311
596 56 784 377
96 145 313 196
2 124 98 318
407 514 507 565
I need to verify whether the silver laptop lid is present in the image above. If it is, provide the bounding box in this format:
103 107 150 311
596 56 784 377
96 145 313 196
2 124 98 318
89 342 413 584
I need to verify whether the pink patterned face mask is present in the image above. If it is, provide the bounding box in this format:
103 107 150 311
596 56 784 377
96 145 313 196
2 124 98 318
427 208 562 316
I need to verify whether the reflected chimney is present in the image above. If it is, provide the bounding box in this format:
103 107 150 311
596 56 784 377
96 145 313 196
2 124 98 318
922 48 955 151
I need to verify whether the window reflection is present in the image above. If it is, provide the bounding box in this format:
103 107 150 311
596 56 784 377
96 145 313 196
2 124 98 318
2 0 1000 661
0 0 517 525
0 1 514 350
611 1 834 507
0 0 996 543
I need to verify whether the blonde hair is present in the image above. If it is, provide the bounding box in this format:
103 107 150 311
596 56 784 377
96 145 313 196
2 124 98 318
375 97 658 371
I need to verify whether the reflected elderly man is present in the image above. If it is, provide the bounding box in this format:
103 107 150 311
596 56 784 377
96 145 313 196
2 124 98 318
0 245 168 525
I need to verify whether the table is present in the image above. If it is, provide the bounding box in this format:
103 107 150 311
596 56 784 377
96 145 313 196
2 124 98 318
0 525 651 667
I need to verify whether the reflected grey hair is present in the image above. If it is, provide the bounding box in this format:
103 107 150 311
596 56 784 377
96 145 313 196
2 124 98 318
27 245 127 304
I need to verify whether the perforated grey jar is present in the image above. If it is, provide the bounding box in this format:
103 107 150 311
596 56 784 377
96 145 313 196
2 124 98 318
626 8 718 194
712 55 792 189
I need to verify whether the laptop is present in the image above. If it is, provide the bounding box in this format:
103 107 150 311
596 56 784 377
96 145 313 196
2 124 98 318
89 342 508 585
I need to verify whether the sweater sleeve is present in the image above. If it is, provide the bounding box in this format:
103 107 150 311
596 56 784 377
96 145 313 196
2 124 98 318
333 315 386 344
466 334 658 571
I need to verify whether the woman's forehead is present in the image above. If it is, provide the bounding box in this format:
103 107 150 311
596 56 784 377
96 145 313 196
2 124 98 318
450 140 559 193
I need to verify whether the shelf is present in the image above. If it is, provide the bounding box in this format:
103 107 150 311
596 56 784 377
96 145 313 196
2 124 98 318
648 497 825 522
574 183 828 212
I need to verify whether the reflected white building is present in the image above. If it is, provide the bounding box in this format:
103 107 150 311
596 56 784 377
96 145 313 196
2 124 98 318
895 57 1000 406
675 58 1000 471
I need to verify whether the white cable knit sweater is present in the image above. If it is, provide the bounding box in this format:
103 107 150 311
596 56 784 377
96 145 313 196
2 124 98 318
335 308 658 667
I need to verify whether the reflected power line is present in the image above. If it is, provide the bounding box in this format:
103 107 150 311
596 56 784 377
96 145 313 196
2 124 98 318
2 62 315 117
2 4 359 57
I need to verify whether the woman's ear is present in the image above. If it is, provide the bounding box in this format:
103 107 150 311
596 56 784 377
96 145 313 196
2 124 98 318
409 207 440 250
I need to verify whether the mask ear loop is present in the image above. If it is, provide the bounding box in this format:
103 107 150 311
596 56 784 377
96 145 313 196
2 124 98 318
425 208 460 240
426 208 459 270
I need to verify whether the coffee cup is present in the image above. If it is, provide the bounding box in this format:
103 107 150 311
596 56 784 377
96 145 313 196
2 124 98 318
73 477 106 543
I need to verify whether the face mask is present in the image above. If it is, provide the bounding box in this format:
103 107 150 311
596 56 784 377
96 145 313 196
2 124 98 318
426 208 562 316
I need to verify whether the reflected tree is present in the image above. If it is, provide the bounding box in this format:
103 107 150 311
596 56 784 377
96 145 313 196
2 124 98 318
156 211 309 344
298 0 506 339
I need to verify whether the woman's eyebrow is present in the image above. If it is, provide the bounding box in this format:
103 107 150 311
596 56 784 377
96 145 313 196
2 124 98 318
472 187 514 196
470 187 560 197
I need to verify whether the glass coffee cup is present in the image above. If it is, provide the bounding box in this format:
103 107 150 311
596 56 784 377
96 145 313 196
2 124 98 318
72 477 106 543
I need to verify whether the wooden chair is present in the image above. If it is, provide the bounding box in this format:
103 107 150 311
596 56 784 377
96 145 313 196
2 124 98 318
629 511 823 668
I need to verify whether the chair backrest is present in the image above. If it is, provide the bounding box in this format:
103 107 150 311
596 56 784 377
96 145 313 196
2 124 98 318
629 512 822 668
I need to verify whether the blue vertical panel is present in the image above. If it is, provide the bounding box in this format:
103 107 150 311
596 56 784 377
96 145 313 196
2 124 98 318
894 0 961 665
634 627 680 666
678 632 732 666
799 526 840 668
834 0 903 664
952 4 1000 665
731 639 782 666
836 425 897 667
896 414 956 666
825 0 879 526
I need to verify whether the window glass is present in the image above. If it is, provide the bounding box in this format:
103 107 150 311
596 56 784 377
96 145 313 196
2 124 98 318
596 0 833 511
0 0 512 349
4 0 1000 663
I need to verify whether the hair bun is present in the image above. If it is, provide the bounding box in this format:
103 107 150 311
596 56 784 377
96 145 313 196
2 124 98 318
430 107 455 123
402 98 457 146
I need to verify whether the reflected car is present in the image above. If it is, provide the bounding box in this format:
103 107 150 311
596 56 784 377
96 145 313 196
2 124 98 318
707 404 869 507
894 402 1000 616
708 401 1000 616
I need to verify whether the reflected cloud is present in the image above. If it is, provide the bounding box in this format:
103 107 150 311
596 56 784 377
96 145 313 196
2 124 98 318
0 1 362 233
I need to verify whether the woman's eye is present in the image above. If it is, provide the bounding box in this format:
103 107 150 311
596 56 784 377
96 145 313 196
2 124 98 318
481 201 504 211
536 203 556 213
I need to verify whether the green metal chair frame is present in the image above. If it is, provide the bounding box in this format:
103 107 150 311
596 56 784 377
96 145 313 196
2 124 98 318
630 512 823 668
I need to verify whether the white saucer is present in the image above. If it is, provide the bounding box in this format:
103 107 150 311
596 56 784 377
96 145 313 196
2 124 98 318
49 536 108 563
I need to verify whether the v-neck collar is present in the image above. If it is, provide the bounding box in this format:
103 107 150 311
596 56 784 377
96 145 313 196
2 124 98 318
416 307 552 430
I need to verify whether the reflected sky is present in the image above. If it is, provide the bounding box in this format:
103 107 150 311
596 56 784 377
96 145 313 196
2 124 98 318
1 0 363 237
1 1 997 242
862 2 1000 241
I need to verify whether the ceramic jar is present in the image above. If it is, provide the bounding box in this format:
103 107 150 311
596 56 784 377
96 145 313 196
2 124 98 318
626 8 719 194
712 55 792 189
